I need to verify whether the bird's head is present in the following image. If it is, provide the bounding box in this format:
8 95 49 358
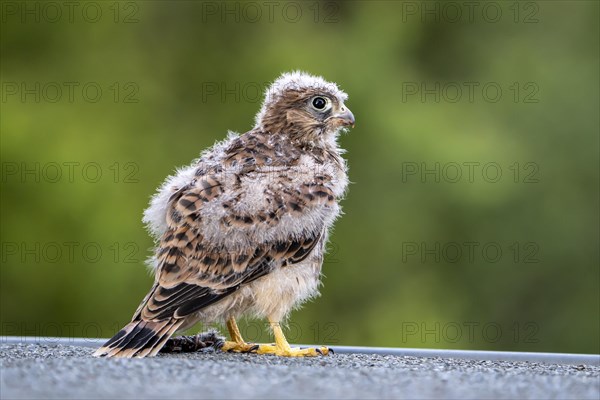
254 71 354 143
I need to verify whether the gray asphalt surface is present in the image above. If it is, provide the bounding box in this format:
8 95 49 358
1 343 599 400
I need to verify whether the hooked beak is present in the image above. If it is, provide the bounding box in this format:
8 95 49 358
334 106 355 128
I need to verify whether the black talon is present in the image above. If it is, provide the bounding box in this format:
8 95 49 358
316 348 323 355
328 348 334 355
249 344 260 352
213 338 225 350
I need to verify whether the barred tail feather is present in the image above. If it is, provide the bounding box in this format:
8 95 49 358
93 319 183 358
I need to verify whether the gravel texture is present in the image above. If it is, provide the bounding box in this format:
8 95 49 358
1 343 599 399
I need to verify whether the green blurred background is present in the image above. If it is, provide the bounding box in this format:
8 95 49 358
1 1 598 354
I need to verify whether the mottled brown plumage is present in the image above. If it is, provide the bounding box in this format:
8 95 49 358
94 71 354 358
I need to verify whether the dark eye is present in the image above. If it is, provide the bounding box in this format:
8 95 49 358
312 97 327 110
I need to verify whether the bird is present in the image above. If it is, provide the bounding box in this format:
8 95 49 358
94 71 355 358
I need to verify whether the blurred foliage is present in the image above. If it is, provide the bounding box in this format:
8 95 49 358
1 1 598 354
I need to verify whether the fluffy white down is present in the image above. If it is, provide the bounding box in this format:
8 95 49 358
142 131 348 268
142 133 237 243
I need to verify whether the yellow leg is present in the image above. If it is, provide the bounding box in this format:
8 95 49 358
255 318 330 357
220 317 260 353
226 316 244 343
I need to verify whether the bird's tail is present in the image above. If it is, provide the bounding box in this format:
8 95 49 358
93 318 184 358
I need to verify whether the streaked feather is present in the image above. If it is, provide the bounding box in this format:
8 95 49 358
96 71 350 358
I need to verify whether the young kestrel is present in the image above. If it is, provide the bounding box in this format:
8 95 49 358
94 71 354 358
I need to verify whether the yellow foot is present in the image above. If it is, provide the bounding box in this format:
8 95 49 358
255 344 331 357
220 341 260 353
221 317 332 357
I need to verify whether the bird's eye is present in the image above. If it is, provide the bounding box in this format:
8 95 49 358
311 96 329 110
